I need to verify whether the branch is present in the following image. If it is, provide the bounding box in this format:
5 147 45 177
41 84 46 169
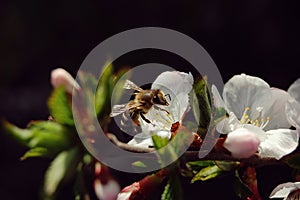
106 133 155 153
106 133 285 168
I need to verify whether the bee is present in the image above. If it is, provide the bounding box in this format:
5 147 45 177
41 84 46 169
110 80 170 128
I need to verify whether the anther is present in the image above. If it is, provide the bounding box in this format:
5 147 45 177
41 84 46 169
240 107 251 123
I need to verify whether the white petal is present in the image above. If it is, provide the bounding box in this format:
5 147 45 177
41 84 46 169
288 78 300 103
169 92 190 122
286 99 300 129
223 74 271 120
127 133 153 148
211 84 233 133
151 71 194 98
151 71 193 121
117 191 132 200
156 130 172 139
217 112 241 134
211 84 227 109
127 126 171 148
261 88 293 130
270 182 300 199
259 129 299 159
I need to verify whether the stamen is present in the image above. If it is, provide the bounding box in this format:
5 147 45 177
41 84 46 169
153 110 173 128
260 117 270 129
240 107 251 123
239 106 270 129
254 119 259 126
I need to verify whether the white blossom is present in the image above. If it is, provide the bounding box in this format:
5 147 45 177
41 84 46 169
128 71 194 147
288 78 300 103
270 182 300 200
212 74 299 159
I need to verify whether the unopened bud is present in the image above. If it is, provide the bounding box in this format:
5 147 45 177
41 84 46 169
94 162 120 200
223 128 260 158
51 68 79 94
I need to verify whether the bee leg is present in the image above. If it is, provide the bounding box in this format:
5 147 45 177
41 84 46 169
153 105 170 115
140 113 155 126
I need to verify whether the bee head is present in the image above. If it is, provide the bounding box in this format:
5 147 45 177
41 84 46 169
153 89 169 106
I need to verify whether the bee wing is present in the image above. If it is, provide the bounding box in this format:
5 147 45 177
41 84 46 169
123 80 143 91
110 104 129 117
110 103 138 117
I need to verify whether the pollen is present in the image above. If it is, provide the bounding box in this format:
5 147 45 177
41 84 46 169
240 106 270 129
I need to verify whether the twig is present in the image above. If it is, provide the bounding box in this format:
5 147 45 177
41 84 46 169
106 133 285 168
106 133 155 153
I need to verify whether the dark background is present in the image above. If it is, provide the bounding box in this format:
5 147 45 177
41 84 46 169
0 0 299 199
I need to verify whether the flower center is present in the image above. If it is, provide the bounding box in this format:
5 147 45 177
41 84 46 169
149 108 174 129
240 107 270 129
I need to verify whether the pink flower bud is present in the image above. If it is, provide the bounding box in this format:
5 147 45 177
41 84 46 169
223 128 260 158
94 179 120 200
50 68 79 94
94 162 120 200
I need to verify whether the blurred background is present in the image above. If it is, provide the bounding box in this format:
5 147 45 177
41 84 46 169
0 0 299 199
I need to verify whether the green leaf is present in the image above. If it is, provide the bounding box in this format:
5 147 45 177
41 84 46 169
3 120 34 146
76 71 99 117
170 128 194 156
154 128 194 167
48 86 74 126
43 147 81 199
132 161 147 168
213 107 227 125
95 64 112 115
189 161 238 183
4 120 75 158
214 161 240 171
73 162 90 200
234 170 252 199
82 154 93 165
161 181 172 200
27 121 75 156
21 147 49 160
161 175 182 200
111 67 130 105
283 153 300 169
190 77 212 136
186 160 215 171
152 135 169 149
76 63 118 129
191 165 222 183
